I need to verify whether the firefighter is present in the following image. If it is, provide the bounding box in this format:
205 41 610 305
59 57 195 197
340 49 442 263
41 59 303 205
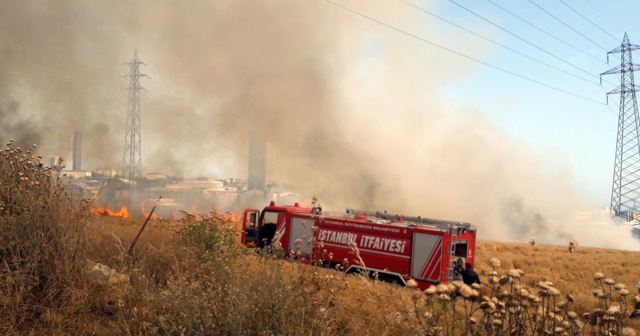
454 262 481 286
259 222 277 249
568 241 575 254
631 282 640 319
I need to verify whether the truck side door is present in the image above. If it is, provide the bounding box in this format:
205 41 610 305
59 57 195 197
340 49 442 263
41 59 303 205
242 208 261 246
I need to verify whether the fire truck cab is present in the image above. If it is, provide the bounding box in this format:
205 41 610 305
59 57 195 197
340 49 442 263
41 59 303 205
241 201 477 290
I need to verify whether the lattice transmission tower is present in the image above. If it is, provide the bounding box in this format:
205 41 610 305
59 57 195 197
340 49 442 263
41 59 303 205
122 50 147 184
601 33 640 221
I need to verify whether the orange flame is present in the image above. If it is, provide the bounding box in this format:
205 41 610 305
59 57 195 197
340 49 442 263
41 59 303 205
140 202 159 219
211 208 237 222
92 204 129 218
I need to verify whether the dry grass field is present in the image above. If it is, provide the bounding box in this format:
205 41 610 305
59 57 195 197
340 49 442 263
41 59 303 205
80 216 640 335
2 141 640 335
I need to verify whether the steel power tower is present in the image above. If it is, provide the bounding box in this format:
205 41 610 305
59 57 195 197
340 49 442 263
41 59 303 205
601 33 640 221
122 50 147 184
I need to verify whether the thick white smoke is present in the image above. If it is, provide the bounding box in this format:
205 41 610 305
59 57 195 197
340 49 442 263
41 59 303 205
0 0 637 249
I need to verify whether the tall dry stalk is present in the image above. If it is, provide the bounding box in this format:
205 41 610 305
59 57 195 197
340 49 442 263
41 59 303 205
0 140 92 332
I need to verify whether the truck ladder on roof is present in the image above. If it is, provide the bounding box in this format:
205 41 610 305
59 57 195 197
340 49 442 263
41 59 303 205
345 208 472 230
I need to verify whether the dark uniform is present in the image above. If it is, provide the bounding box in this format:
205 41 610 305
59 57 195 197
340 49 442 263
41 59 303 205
259 223 277 248
632 282 640 319
455 263 481 286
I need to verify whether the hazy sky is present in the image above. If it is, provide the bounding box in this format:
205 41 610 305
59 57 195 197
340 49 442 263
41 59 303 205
1 0 639 249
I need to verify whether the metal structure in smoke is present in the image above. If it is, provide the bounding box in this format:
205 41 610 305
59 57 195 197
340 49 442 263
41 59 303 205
72 131 82 171
122 50 147 184
248 134 266 191
601 33 640 221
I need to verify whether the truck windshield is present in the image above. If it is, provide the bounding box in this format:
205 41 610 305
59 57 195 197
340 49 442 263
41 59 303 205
263 211 278 226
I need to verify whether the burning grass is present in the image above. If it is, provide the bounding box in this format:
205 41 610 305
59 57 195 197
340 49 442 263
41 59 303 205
2 139 640 335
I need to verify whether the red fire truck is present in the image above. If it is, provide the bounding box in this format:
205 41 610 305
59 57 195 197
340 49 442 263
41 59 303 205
241 201 477 290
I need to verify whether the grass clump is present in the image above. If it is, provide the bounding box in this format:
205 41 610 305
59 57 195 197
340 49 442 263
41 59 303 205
0 140 91 333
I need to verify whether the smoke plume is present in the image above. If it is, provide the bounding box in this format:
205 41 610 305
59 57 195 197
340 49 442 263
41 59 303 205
0 0 636 249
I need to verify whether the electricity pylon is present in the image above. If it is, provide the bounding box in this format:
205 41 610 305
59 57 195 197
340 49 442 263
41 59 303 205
601 33 640 221
122 50 147 184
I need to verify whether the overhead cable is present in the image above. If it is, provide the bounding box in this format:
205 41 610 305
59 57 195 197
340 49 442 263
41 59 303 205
527 0 608 52
558 0 619 43
450 0 606 83
325 0 604 105
403 0 595 84
483 0 604 64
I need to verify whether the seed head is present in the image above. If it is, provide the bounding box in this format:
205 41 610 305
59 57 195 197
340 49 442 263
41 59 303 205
459 284 473 298
507 269 521 278
592 289 604 298
606 306 621 315
437 293 451 301
548 287 561 296
537 281 550 289
435 284 448 294
499 276 512 285
593 272 604 280
489 257 501 268
424 286 437 296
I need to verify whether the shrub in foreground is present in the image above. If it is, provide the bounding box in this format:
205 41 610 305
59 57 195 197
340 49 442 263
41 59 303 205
0 140 91 333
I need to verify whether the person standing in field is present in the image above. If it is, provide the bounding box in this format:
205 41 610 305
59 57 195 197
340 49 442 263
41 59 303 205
568 241 575 253
631 282 640 319
454 263 481 286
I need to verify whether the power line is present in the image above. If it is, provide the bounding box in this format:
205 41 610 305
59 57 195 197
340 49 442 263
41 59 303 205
557 0 619 43
584 0 625 35
449 0 607 85
402 0 595 85
526 0 608 53
325 0 604 105
482 0 604 64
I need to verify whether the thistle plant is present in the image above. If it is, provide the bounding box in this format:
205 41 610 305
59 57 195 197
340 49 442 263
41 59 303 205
406 258 637 335
0 140 91 332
